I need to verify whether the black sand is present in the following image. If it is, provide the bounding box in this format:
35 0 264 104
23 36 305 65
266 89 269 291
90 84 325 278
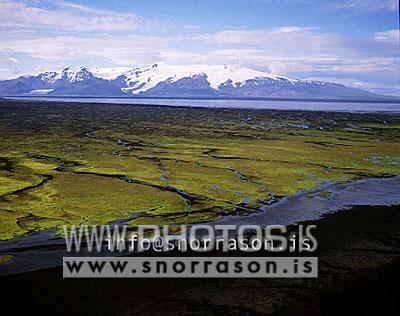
1 204 399 315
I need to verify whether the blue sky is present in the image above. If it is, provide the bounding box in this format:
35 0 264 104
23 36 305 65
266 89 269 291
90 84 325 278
0 0 399 95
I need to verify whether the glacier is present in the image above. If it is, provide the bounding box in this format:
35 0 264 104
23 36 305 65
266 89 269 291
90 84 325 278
0 63 396 101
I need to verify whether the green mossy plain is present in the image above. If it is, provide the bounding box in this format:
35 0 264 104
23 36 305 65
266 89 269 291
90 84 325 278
0 100 399 240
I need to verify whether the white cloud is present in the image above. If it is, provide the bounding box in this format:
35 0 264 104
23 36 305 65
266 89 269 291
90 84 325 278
0 30 171 65
374 29 399 42
255 0 399 12
330 0 399 11
0 57 20 65
191 26 398 60
193 27 355 58
0 0 144 31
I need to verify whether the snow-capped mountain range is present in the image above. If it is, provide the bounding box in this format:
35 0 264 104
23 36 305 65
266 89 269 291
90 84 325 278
0 63 392 100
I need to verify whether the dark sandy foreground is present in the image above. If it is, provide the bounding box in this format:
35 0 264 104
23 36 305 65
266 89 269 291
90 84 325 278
1 205 400 315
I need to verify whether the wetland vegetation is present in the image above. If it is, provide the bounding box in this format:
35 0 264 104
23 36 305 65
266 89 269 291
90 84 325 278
0 100 399 240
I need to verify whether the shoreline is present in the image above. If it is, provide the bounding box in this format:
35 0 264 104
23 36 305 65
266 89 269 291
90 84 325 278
2 97 400 114
1 203 399 315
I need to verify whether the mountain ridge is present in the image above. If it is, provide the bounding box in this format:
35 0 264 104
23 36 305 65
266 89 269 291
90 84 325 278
0 63 397 101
